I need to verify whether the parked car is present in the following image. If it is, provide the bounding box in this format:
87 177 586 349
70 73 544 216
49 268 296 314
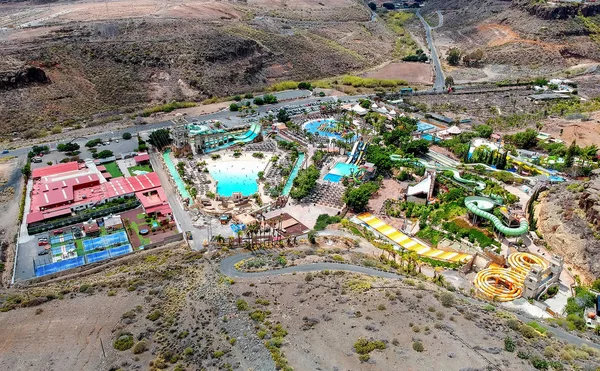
37 249 50 256
38 240 48 246
32 157 42 163
2 149 9 154
53 229 63 235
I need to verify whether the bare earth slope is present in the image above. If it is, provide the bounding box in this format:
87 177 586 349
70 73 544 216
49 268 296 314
0 0 394 137
418 0 600 83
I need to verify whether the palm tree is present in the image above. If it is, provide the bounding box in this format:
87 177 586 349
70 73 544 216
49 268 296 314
237 230 244 247
214 234 225 245
247 223 260 249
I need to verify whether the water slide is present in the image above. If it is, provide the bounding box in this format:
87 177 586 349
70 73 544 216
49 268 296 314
204 123 262 152
474 252 548 302
389 154 485 190
347 141 360 164
464 196 528 236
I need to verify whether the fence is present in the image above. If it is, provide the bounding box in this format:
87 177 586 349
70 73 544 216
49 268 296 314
27 200 140 235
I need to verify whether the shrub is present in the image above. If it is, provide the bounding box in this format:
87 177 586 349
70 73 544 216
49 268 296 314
236 299 249 311
519 324 539 339
305 273 314 282
146 310 162 321
213 350 224 358
122 132 132 140
504 336 516 352
506 318 520 331
439 292 455 307
113 332 134 351
354 338 386 355
412 341 424 352
530 356 549 370
377 304 386 311
132 341 148 354
79 284 91 293
184 347 194 356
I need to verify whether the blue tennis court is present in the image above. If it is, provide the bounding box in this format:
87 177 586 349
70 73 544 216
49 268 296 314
109 244 132 257
83 230 129 252
51 246 63 255
50 233 74 245
417 121 435 132
51 243 75 256
35 256 86 277
86 250 111 264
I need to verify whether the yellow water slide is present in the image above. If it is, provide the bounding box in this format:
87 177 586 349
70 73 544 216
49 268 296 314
357 213 472 263
474 252 548 302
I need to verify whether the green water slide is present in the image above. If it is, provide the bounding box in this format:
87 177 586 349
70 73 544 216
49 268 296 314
389 155 485 190
464 196 528 236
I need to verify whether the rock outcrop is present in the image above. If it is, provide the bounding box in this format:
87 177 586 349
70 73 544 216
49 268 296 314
0 66 49 91
536 171 600 283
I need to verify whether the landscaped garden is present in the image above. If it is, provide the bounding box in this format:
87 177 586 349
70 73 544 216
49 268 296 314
104 161 123 178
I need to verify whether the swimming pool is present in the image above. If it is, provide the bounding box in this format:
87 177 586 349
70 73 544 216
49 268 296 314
422 134 441 143
282 153 306 195
303 118 357 142
324 162 359 183
208 159 266 197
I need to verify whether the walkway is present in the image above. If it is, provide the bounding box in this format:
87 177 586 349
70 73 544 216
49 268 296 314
219 252 600 350
357 213 472 263
416 9 445 92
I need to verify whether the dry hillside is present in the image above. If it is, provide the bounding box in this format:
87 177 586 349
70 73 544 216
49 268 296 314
0 0 394 138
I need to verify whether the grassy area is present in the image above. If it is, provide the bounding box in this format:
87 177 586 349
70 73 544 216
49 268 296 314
383 12 419 59
128 165 153 176
141 101 196 117
103 162 123 178
129 220 151 245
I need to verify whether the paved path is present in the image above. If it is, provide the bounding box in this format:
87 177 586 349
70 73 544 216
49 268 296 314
416 10 445 92
220 252 600 350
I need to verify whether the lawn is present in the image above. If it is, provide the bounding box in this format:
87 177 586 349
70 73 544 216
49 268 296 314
104 161 123 178
129 220 151 245
128 165 153 176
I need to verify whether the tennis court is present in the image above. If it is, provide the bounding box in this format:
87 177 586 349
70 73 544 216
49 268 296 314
85 244 132 264
51 243 75 256
83 230 129 252
50 233 74 246
35 256 86 277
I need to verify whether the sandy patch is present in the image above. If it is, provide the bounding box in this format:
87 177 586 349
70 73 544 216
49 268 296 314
0 293 145 371
362 62 433 85
542 111 600 148
477 24 563 51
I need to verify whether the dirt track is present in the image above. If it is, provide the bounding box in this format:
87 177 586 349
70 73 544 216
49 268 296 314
363 62 433 84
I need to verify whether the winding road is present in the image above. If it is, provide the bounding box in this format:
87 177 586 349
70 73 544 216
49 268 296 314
416 10 445 92
220 252 600 350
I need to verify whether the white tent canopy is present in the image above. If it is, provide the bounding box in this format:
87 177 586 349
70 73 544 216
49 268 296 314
351 104 368 116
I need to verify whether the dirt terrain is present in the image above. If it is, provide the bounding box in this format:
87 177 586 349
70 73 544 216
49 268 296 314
0 0 393 138
362 62 433 85
0 156 23 287
535 177 600 284
1 243 599 370
416 0 600 83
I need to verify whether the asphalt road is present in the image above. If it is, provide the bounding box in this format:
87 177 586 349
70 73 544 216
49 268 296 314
0 91 368 161
417 10 445 92
220 252 600 350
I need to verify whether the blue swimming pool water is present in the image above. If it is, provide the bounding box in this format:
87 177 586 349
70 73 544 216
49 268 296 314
324 162 359 183
209 161 263 197
303 118 357 142
422 134 440 143
282 153 306 195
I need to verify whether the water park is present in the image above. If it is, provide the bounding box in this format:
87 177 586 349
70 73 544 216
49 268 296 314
158 96 584 314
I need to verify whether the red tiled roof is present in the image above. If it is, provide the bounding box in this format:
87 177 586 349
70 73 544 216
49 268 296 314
32 162 79 178
96 165 106 172
134 153 150 163
26 207 72 224
105 172 160 198
145 204 172 215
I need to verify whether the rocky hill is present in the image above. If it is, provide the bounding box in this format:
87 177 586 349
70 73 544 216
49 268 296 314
418 0 600 83
536 172 600 283
0 0 394 137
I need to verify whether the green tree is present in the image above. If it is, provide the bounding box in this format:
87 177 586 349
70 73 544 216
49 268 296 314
277 109 290 123
344 182 380 212
148 129 172 151
368 2 376 11
298 82 312 90
263 94 278 104
229 103 239 111
565 140 578 168
253 97 264 105
474 124 493 138
403 139 430 156
445 76 454 88
289 165 320 200
97 150 114 159
122 132 132 140
446 48 462 66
